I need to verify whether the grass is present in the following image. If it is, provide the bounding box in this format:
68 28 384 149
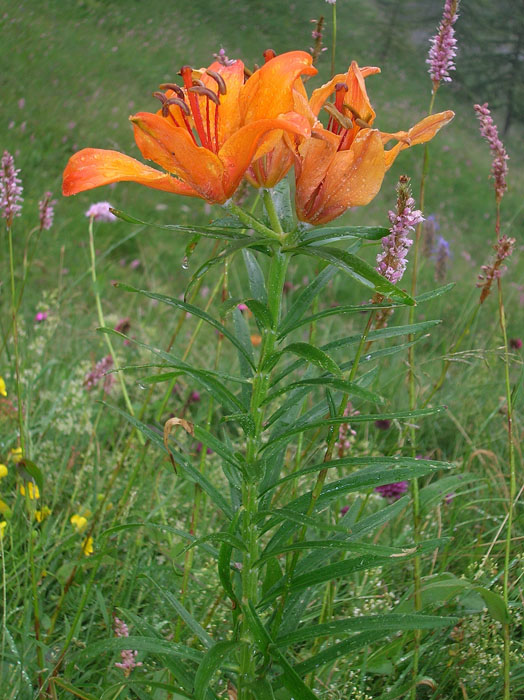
1 0 523 698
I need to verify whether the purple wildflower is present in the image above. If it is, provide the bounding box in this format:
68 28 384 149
114 617 142 677
34 311 48 323
375 481 409 501
427 0 459 89
336 403 359 458
189 391 201 404
85 201 117 222
374 419 391 431
509 338 522 350
213 48 236 67
433 235 451 282
129 259 140 270
196 442 213 455
38 191 57 231
474 103 509 202
84 355 115 394
376 176 423 286
340 505 349 516
1 151 23 225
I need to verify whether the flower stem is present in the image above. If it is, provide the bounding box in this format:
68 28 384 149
331 2 337 77
7 223 25 454
88 217 142 442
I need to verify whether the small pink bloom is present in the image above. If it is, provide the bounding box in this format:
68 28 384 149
510 338 522 350
129 259 140 270
34 311 48 323
85 201 117 222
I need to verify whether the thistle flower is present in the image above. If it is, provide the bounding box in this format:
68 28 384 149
38 191 56 230
114 617 143 677
84 355 115 393
376 176 423 286
477 235 516 303
474 103 508 203
0 150 23 225
427 0 459 89
375 481 408 501
433 235 451 282
85 201 117 222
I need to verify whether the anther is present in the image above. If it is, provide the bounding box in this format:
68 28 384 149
188 86 220 105
335 82 348 93
323 103 353 129
263 49 276 63
206 69 227 95
165 97 191 116
355 118 372 129
192 79 205 87
159 83 185 99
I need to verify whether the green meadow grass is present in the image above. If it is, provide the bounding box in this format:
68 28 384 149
1 1 523 698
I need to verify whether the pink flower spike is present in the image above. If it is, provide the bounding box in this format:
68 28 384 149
129 259 140 270
38 191 57 230
474 103 508 203
1 151 23 225
85 201 117 222
114 617 142 677
427 0 459 89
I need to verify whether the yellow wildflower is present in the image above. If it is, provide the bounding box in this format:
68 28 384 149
20 482 40 500
70 514 88 533
35 506 51 522
0 521 6 538
0 377 6 397
0 500 12 518
10 447 22 461
0 464 7 479
82 536 94 556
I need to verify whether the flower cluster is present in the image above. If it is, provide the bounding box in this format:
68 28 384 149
336 403 359 458
376 176 423 285
474 103 508 202
0 151 23 225
477 235 516 303
114 617 143 677
38 191 57 230
85 201 117 222
427 0 459 88
84 355 115 394
375 481 408 501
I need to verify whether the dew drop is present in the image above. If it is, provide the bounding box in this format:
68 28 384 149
181 256 189 270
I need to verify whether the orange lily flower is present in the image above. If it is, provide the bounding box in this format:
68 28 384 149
294 61 454 224
63 52 316 204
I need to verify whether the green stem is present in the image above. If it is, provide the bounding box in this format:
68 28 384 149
262 189 283 236
227 200 281 241
331 2 337 77
88 217 142 443
408 88 436 699
7 224 25 454
238 247 289 700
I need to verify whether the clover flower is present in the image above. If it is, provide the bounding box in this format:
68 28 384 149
0 150 23 225
85 201 117 222
427 0 459 89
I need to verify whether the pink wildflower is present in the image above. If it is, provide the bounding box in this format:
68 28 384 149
38 191 57 230
375 481 409 501
34 311 48 323
113 617 142 677
477 235 516 303
509 338 522 350
129 259 140 270
84 355 115 394
336 403 359 458
1 151 23 225
376 176 423 286
85 201 117 222
427 0 459 89
474 103 509 202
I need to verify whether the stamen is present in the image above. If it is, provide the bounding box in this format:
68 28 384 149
188 85 220 106
323 103 353 130
180 65 209 148
165 98 191 116
263 49 276 63
159 83 185 99
206 69 227 95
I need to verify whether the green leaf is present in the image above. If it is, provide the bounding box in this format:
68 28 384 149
184 237 270 301
297 224 390 245
103 403 234 519
293 245 415 305
474 587 510 624
110 208 246 239
248 678 275 699
278 302 398 337
194 641 245 700
218 509 243 606
243 249 268 304
262 376 383 408
243 603 317 700
115 283 255 369
270 179 294 231
18 459 44 491
276 613 459 647
280 342 342 378
50 678 100 700
140 574 214 648
83 636 203 663
415 283 455 303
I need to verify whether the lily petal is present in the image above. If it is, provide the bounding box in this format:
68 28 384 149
240 51 317 124
219 112 310 197
200 59 245 148
383 110 455 169
295 129 340 220
300 129 385 224
308 65 380 118
131 112 226 201
62 148 197 197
